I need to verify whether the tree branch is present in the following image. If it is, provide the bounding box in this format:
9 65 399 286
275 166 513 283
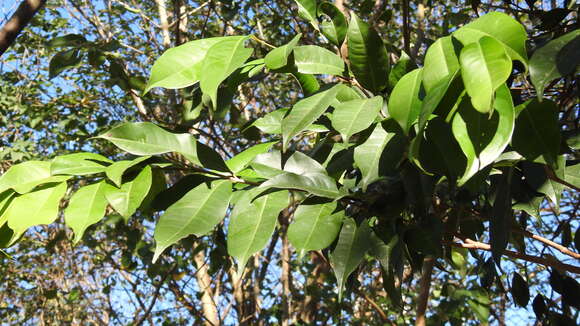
515 228 580 260
0 0 47 56
415 256 435 326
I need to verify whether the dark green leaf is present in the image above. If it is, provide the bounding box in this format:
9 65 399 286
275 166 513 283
511 272 530 307
49 49 83 78
318 2 347 46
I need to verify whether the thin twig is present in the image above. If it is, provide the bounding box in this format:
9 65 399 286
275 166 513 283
514 228 580 260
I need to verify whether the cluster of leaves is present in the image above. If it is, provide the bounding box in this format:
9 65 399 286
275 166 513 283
1 1 579 324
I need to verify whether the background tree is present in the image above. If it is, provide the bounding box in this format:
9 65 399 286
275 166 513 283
0 0 578 325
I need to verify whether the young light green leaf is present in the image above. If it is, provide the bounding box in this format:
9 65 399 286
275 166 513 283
200 36 253 108
332 96 382 142
226 141 278 173
293 45 345 75
6 182 67 246
451 85 515 184
264 34 302 70
422 36 460 93
104 166 152 220
97 122 228 171
153 180 232 262
530 30 580 99
329 218 371 300
453 12 528 67
288 201 344 257
105 155 152 187
144 37 226 93
228 190 289 275
250 108 289 134
512 99 561 169
388 68 423 134
282 85 341 151
347 13 389 93
51 152 112 176
64 181 108 244
0 161 51 194
318 2 347 46
294 0 319 30
459 36 512 114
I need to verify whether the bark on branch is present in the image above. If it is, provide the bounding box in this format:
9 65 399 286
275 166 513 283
415 256 435 326
0 0 47 57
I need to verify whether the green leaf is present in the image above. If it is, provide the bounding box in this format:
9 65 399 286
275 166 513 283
565 163 580 190
522 157 565 210
6 182 67 246
329 218 371 299
511 272 530 307
97 122 228 171
47 34 87 48
294 0 319 30
347 13 389 92
453 12 528 67
282 85 340 151
250 151 284 178
200 36 253 108
451 85 515 184
422 36 460 93
144 37 226 93
258 152 340 198
490 168 513 267
511 99 561 169
288 201 344 257
51 152 112 176
226 142 277 173
228 190 289 274
318 2 347 46
354 122 404 191
0 161 51 194
293 45 345 75
388 68 423 134
388 51 416 91
332 96 382 142
264 34 302 70
459 36 512 113
49 49 83 78
530 30 580 99
0 191 15 227
105 156 152 187
153 180 232 262
64 181 108 244
250 108 289 134
104 166 152 220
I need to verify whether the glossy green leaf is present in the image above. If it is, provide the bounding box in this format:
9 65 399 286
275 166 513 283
451 85 515 184
200 36 253 108
98 122 228 171
282 85 341 151
264 34 301 70
318 2 347 46
459 36 512 113
288 201 344 257
6 182 67 246
250 108 288 134
258 152 340 198
347 13 389 92
422 36 460 93
226 141 277 173
153 180 232 262
228 190 289 274
453 12 528 67
49 49 83 79
354 122 404 191
293 45 345 75
511 99 561 169
104 166 152 220
329 218 371 299
388 51 416 91
0 161 51 194
250 151 284 179
291 72 320 95
294 0 319 30
511 273 530 307
105 156 152 187
332 96 382 142
388 68 423 134
144 37 226 93
64 181 108 244
530 30 580 99
51 152 112 176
